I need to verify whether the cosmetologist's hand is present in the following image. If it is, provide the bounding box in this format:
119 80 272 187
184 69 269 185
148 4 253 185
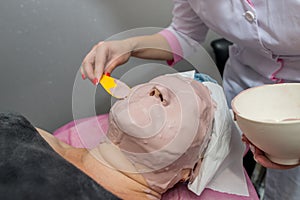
242 134 300 170
81 40 132 85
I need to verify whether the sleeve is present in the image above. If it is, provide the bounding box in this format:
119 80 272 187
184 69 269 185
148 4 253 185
159 0 209 65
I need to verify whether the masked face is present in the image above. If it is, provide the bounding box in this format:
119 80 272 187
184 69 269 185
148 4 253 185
107 74 215 193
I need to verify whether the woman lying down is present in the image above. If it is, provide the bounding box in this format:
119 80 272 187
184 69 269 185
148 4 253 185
0 74 253 200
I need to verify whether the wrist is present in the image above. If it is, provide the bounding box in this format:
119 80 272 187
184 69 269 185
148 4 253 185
123 37 139 56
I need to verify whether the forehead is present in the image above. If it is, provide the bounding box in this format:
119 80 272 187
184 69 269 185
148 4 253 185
150 75 194 89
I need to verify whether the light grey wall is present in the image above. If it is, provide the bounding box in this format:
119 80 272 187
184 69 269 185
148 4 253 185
0 0 221 132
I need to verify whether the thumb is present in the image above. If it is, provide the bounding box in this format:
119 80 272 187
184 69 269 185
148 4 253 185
105 55 128 74
104 65 115 75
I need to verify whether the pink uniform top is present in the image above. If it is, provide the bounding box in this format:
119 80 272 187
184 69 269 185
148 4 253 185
158 2 300 200
159 0 300 101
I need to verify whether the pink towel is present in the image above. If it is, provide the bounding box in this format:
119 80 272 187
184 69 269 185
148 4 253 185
54 114 259 200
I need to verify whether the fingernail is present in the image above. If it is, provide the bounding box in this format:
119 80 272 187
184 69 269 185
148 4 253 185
93 78 98 85
105 72 111 77
249 144 255 154
81 74 86 80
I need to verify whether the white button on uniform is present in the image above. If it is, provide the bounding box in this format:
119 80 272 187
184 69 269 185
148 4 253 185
244 11 255 22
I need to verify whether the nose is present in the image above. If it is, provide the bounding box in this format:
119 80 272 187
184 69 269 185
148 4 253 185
149 88 163 101
149 87 168 106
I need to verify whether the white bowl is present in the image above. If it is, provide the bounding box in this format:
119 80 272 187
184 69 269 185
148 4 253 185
232 83 300 165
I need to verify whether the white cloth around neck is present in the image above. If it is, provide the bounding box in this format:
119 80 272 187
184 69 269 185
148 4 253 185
188 82 248 196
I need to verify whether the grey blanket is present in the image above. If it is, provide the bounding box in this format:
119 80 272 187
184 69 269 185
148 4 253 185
0 112 119 200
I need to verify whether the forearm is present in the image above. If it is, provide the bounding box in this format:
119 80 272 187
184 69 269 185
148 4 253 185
125 33 174 61
81 33 174 83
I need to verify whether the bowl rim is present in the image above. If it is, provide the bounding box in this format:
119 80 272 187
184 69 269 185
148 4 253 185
231 83 300 125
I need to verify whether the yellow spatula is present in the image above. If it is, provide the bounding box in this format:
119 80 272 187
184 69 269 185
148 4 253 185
99 73 131 99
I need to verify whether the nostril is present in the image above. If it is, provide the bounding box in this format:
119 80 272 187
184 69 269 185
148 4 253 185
149 88 164 102
158 93 163 102
149 90 155 96
149 87 169 106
